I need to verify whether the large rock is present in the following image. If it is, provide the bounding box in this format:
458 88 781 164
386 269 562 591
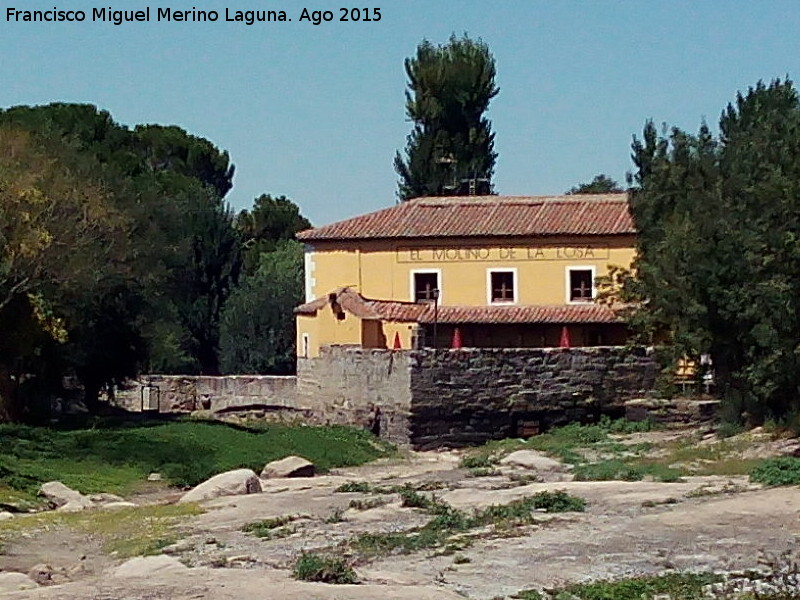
260 455 315 479
112 555 189 578
27 564 69 586
178 469 261 503
100 501 138 510
39 481 93 511
499 450 564 472
0 572 38 593
88 493 125 504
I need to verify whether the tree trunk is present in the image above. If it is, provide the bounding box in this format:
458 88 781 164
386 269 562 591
197 344 220 376
83 380 104 415
0 362 23 422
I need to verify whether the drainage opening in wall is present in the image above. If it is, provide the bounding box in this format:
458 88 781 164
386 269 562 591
513 414 544 438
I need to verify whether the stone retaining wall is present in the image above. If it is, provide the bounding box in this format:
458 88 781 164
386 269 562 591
110 345 659 449
296 346 412 445
110 374 299 415
409 346 658 448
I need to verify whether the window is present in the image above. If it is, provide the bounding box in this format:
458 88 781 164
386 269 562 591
568 268 595 303
488 269 517 304
412 271 440 303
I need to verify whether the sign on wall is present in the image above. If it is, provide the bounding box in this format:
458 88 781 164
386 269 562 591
396 245 610 263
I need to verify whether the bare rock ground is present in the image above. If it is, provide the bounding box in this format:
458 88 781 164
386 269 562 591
1 428 799 599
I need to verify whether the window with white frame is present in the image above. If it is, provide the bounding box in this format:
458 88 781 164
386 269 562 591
567 267 595 303
411 270 440 303
487 269 517 304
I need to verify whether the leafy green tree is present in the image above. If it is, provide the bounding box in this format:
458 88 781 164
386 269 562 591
64 277 149 411
171 190 242 375
0 105 235 198
566 174 623 195
219 241 304 375
394 34 499 200
628 78 800 424
0 103 243 381
134 124 235 198
0 126 131 419
235 194 311 275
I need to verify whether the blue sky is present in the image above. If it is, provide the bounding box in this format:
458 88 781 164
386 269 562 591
2 1 800 225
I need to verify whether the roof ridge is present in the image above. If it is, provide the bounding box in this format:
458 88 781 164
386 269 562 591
411 193 627 204
297 194 634 241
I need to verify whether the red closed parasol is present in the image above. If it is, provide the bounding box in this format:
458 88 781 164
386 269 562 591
392 332 402 349
559 325 571 348
451 327 463 349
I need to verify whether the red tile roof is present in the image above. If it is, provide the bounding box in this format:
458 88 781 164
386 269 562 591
295 288 622 325
295 288 425 321
297 194 633 241
425 304 621 325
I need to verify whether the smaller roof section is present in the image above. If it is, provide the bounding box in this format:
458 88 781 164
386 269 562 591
295 288 623 325
297 193 633 242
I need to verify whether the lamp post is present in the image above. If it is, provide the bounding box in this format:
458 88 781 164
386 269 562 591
432 288 440 349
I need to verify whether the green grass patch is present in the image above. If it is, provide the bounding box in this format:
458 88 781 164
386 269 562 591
459 454 496 469
335 480 446 495
292 552 358 584
466 467 502 478
573 460 645 481
457 419 684 487
690 457 762 477
525 422 610 464
750 457 800 486
335 481 372 493
348 497 387 510
510 591 544 600
715 421 746 439
529 490 587 512
398 484 429 508
552 572 719 600
0 420 393 507
242 515 298 538
0 503 203 558
666 436 752 465
574 460 684 482
598 415 657 434
348 491 585 559
325 508 347 523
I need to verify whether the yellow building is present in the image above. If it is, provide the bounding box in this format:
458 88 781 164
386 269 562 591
295 194 635 357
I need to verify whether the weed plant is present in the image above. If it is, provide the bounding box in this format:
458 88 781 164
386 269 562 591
292 552 357 584
348 497 387 510
348 491 585 559
750 457 800 486
241 515 297 538
335 481 372 493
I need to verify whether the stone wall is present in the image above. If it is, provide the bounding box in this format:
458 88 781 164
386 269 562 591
110 375 299 416
109 346 659 449
296 346 412 445
408 347 658 449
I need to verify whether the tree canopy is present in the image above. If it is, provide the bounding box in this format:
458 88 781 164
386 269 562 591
0 126 130 419
566 174 623 195
220 240 304 375
0 102 314 420
394 34 499 200
235 194 311 275
627 78 800 424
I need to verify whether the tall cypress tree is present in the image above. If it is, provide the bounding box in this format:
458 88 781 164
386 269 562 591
394 34 499 200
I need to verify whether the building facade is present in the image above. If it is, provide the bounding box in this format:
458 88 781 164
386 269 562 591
295 194 636 357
